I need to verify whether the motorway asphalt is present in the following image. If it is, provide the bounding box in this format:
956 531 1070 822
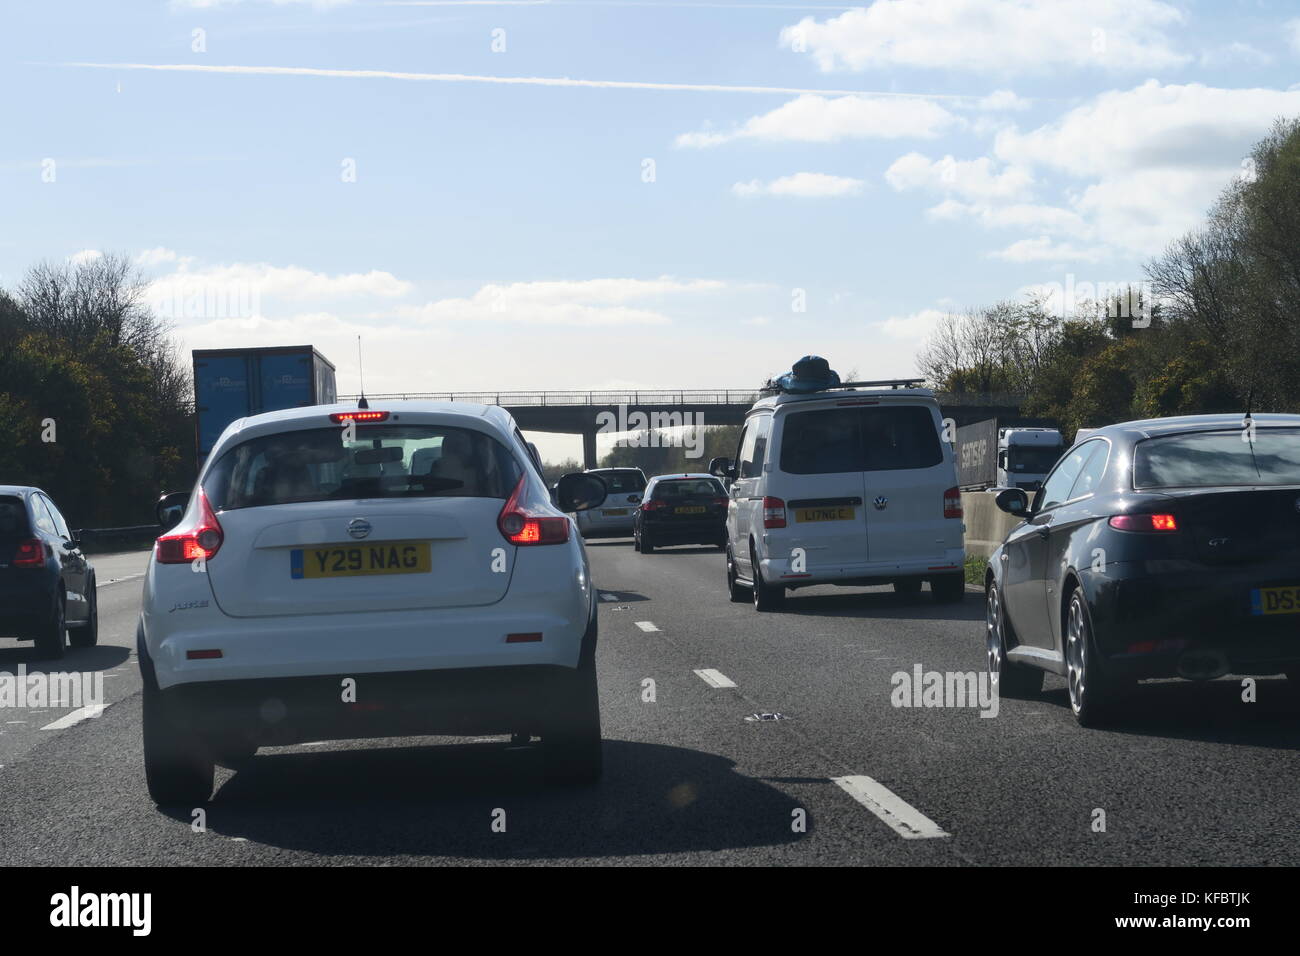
0 543 1296 866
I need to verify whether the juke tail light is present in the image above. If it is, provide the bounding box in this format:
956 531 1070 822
499 475 570 545
156 490 224 564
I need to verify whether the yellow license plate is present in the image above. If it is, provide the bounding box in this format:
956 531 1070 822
795 506 855 523
291 541 431 579
1250 585 1300 615
603 508 628 516
675 506 706 515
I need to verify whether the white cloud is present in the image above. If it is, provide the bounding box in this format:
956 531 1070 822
676 94 957 148
399 277 728 326
989 236 1109 263
733 172 864 198
885 152 1033 201
873 308 947 342
974 89 1031 112
68 249 103 265
781 0 1189 74
151 261 411 305
1287 20 1300 55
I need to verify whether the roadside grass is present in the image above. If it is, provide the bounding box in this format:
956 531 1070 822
964 553 988 587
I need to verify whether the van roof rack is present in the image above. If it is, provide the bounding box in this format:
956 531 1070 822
760 377 927 395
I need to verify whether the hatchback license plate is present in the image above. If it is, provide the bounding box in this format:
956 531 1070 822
603 508 628 516
675 506 706 515
291 541 431 579
795 506 855 523
1250 585 1300 615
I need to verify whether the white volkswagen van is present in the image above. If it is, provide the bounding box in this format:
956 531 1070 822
711 381 965 611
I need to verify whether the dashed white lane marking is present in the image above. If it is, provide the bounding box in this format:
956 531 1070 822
634 621 659 632
832 775 950 840
40 704 104 730
102 572 146 587
693 668 737 689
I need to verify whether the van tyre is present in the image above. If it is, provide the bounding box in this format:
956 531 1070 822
142 675 214 806
69 574 98 649
986 580 1042 699
931 573 965 604
34 594 67 660
725 545 747 603
751 546 785 612
544 619 602 786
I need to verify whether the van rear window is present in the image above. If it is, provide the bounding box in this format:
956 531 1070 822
779 406 943 475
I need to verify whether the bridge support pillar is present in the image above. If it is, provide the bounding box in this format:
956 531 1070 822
581 429 599 470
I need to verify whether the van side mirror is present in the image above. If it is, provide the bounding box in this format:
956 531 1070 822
709 457 736 480
994 487 1029 516
556 473 607 513
156 491 191 529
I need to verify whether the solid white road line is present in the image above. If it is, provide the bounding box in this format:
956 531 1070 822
634 621 659 632
832 775 950 840
693 668 737 689
101 572 146 587
40 704 104 730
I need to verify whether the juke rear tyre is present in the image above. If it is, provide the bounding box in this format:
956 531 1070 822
543 652 603 786
142 671 215 806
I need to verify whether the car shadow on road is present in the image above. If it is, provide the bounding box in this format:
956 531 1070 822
1038 678 1300 750
0 643 130 673
771 588 985 624
186 738 808 860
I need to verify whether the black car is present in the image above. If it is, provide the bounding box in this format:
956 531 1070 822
0 486 97 659
984 414 1300 725
633 474 729 553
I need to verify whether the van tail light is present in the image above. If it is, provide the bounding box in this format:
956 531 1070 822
1109 513 1178 532
13 538 46 567
943 486 963 519
156 490 224 564
499 475 569 545
763 496 787 529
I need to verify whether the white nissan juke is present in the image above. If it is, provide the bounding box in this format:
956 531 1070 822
138 401 608 806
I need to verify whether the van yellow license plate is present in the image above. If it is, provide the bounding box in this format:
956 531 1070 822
795 507 855 523
290 541 431 579
1250 585 1300 615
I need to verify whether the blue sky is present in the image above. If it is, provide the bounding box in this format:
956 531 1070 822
5 0 1300 459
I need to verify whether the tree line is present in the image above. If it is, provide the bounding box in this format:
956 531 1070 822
918 118 1300 438
0 254 193 528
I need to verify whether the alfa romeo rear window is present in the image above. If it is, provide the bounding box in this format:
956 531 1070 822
0 496 29 537
203 425 522 510
1134 427 1300 488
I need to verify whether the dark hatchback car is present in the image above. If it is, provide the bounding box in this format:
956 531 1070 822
633 474 729 553
0 486 98 659
985 414 1300 726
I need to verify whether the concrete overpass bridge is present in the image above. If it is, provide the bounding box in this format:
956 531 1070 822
339 389 1028 467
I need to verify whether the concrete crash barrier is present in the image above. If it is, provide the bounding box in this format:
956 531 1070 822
961 491 1024 558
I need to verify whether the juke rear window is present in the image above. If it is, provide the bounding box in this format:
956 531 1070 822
779 405 943 475
203 425 522 511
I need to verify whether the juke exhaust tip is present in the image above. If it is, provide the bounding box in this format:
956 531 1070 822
1176 650 1230 681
